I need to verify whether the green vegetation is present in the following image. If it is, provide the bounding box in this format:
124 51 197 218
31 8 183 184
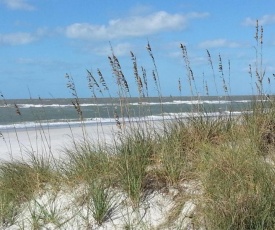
0 20 275 229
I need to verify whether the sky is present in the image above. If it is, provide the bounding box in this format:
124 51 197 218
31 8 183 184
1 0 275 99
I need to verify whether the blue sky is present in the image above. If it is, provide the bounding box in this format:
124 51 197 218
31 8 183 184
1 0 275 99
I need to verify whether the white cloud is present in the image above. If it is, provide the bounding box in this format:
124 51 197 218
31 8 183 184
0 0 35 10
198 39 241 49
93 43 134 57
0 28 48 46
0 32 37 45
65 11 209 40
242 14 275 26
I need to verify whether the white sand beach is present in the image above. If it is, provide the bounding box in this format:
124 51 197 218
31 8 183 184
0 123 120 162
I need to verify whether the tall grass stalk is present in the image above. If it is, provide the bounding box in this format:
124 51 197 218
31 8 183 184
86 180 118 226
114 128 155 206
65 73 88 141
63 141 111 185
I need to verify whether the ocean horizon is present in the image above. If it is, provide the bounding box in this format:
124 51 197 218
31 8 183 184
0 95 266 130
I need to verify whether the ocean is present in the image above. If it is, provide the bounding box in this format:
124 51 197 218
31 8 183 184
0 95 260 130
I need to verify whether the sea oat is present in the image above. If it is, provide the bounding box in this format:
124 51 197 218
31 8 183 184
255 19 259 42
206 49 219 95
218 54 229 94
87 69 103 97
146 41 162 96
97 69 109 91
178 78 182 95
228 60 231 94
202 72 209 96
152 70 157 86
141 66 149 97
109 53 129 93
205 81 209 96
0 91 8 106
131 51 144 97
65 73 84 121
260 26 263 45
180 43 196 96
72 100 82 116
14 103 21 116
249 64 252 78
114 111 121 129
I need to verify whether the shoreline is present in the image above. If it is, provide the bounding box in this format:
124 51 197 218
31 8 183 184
0 123 120 162
0 113 241 162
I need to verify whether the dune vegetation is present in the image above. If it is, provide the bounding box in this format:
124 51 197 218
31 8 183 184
0 21 275 229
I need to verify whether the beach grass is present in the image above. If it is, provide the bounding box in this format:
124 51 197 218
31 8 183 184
0 153 61 227
0 20 275 229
